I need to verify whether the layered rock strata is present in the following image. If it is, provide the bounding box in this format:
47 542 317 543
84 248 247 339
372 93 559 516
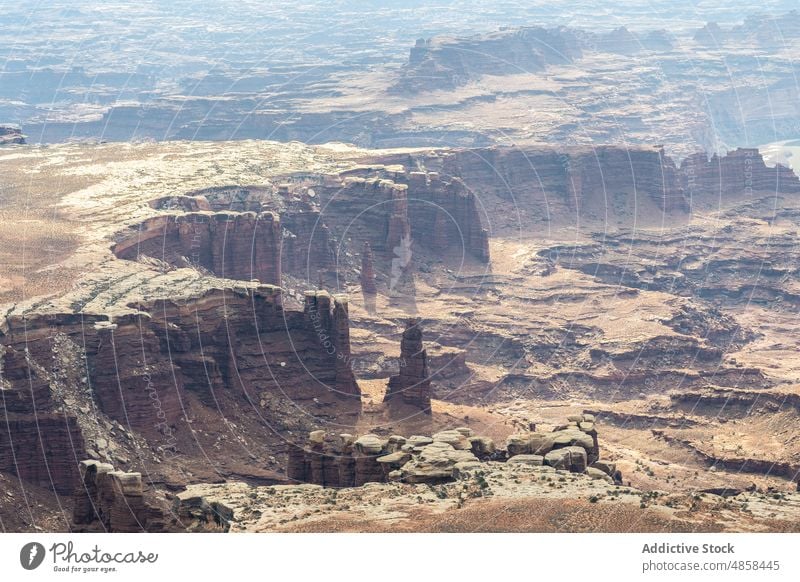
360 241 377 294
71 460 170 532
313 168 490 263
443 145 690 222
287 428 493 486
113 211 282 285
505 414 619 481
0 286 360 496
681 148 800 200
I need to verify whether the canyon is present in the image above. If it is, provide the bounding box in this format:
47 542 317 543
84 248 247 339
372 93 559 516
1 137 799 532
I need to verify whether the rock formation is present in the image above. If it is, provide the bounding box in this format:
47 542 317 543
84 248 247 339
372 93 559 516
71 460 231 532
71 460 169 532
0 124 26 145
0 346 85 494
287 417 612 488
506 414 602 471
443 145 691 225
681 148 800 200
288 428 490 486
320 168 488 261
693 22 727 46
360 241 377 295
0 286 360 496
113 211 283 285
594 26 642 54
384 319 432 412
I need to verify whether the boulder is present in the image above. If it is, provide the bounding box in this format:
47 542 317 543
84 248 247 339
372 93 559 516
544 446 587 472
376 451 411 466
407 435 434 448
586 467 614 483
590 460 616 476
354 434 385 455
386 435 407 452
172 493 233 532
468 436 496 458
506 434 533 456
400 441 478 484
432 429 471 450
308 430 326 445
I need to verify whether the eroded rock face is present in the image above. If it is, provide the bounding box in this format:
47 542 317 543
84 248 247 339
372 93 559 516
681 148 800 200
71 460 231 532
287 427 488 486
71 460 163 532
285 417 611 489
444 145 690 226
113 211 283 285
0 286 360 496
0 345 86 494
360 241 377 295
313 167 490 264
384 319 432 412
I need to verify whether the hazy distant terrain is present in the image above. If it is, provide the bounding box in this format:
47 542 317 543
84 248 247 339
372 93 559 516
2 1 800 152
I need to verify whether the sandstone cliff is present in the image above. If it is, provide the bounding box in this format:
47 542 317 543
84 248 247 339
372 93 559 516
0 285 360 498
681 148 800 201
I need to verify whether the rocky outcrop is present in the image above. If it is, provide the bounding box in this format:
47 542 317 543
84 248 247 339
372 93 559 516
287 418 611 489
0 124 26 145
287 427 491 486
505 414 606 475
71 460 169 532
148 195 212 212
171 491 234 532
182 185 338 282
594 26 642 54
71 460 231 532
392 27 582 94
360 241 377 294
280 210 336 281
681 148 800 200
314 168 490 263
0 345 85 494
693 22 727 46
384 319 432 411
404 171 490 262
113 211 282 285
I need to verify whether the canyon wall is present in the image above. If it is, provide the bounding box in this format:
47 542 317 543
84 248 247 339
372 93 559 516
681 148 800 200
0 286 360 496
442 145 690 225
113 211 282 285
314 167 490 264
